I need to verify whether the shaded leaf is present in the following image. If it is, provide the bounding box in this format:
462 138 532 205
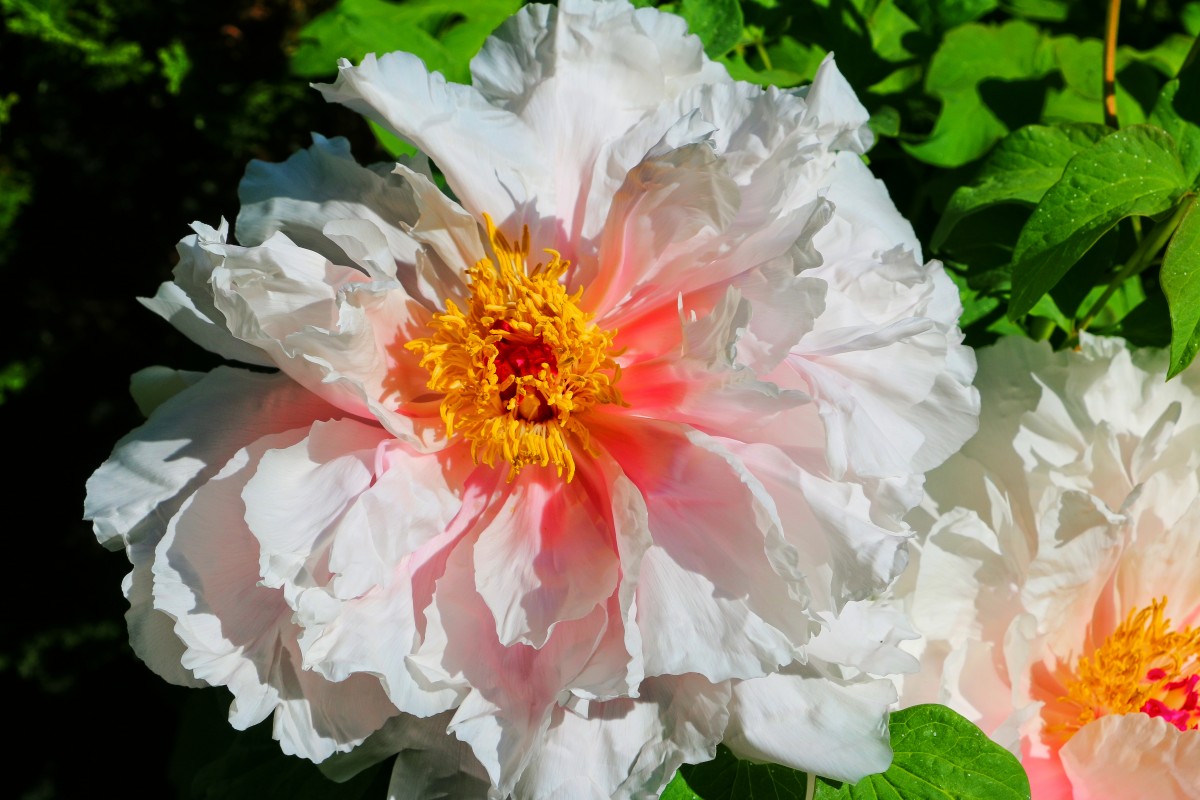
1149 56 1200 185
1009 125 1188 317
903 21 1055 168
1162 196 1200 377
933 122 1106 249
678 745 810 800
895 0 997 34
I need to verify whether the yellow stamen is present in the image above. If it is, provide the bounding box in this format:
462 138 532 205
1053 597 1200 741
403 214 622 481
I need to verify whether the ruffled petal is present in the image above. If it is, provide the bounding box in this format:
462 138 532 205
138 221 274 366
84 368 341 681
206 231 441 445
153 427 396 761
470 0 729 248
236 134 422 279
724 665 896 783
514 675 731 800
315 51 546 231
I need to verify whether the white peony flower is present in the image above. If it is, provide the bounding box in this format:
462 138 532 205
898 334 1200 799
85 1 978 796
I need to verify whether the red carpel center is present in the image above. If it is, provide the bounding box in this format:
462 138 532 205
493 322 558 423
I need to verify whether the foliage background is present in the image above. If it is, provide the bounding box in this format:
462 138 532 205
2 0 1195 796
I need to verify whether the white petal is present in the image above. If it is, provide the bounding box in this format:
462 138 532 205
1060 715 1200 800
153 427 396 761
316 52 546 230
85 367 338 556
138 221 273 366
236 133 421 279
207 232 440 446
724 666 895 783
471 0 729 246
515 675 731 800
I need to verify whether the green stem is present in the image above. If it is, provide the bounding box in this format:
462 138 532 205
1075 196 1195 336
755 40 773 71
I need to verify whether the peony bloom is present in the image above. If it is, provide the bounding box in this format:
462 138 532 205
898 334 1200 799
85 0 978 796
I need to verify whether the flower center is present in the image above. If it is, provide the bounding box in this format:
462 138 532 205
1056 598 1200 740
405 214 622 481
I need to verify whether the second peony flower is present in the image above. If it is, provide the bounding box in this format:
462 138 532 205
84 0 979 797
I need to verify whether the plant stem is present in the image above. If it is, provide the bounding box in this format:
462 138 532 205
755 41 773 71
1075 196 1195 336
1103 0 1121 128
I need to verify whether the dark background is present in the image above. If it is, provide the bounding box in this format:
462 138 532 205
0 2 389 795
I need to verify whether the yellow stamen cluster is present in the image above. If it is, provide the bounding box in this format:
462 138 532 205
1054 597 1200 741
405 215 622 481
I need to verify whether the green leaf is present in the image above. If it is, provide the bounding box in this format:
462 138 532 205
1002 0 1070 22
719 51 805 88
660 773 703 800
1009 125 1189 317
815 705 1030 800
1185 2 1200 36
933 123 1107 249
1 0 153 87
1149 56 1200 185
1117 291 1173 346
869 106 902 138
903 22 1056 168
1162 196 1200 377
1044 36 1146 127
859 0 922 63
290 0 521 81
678 745 811 800
894 0 998 34
157 39 191 96
767 35 828 85
946 268 1001 328
367 119 417 159
678 0 744 57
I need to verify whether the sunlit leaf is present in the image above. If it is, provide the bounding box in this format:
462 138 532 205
290 0 521 81
1162 196 1200 377
1009 125 1188 317
679 0 744 57
815 705 1030 800
157 39 191 95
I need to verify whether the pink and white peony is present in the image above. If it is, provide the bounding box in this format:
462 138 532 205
898 334 1200 799
84 0 978 796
